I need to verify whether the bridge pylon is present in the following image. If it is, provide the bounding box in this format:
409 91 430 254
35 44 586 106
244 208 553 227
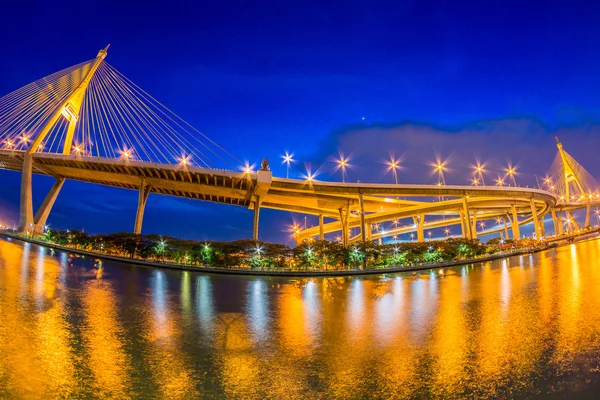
19 46 109 232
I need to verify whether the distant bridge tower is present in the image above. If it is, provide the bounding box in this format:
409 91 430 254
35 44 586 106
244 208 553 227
547 137 600 230
19 46 109 233
555 137 586 202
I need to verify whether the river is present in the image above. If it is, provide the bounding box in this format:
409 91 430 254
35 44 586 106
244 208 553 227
1 235 600 398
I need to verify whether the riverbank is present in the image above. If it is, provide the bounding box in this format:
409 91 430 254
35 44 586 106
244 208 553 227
2 230 596 276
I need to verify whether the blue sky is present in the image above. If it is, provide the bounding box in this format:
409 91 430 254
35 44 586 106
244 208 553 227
1 0 600 242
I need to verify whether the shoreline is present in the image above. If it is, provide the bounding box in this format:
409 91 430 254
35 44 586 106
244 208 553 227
2 231 597 277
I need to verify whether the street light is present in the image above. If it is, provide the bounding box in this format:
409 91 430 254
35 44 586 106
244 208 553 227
334 153 350 183
281 151 295 179
472 161 487 185
504 164 518 186
386 155 402 184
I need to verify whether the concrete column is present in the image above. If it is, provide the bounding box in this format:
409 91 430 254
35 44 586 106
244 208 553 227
557 211 564 234
338 208 347 246
462 197 473 240
568 211 581 231
459 210 466 238
33 177 65 235
530 198 541 239
134 179 151 235
344 204 350 245
539 216 546 237
367 224 372 241
319 214 324 240
551 209 559 235
359 193 366 244
511 204 521 240
585 203 591 227
19 153 34 232
471 212 478 240
503 217 509 239
253 197 261 241
417 214 425 242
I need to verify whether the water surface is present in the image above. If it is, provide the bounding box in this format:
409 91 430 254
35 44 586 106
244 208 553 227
1 236 600 398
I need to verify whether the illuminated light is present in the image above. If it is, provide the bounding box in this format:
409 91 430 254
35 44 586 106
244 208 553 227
385 155 403 184
74 145 82 154
178 154 191 166
333 153 351 183
393 234 398 240
20 135 30 143
281 151 295 178
471 177 479 186
496 177 505 186
444 228 450 236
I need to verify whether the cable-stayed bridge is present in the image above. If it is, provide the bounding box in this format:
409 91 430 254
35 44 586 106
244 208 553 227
0 46 598 244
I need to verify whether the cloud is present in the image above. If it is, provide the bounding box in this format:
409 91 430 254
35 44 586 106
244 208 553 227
303 117 600 187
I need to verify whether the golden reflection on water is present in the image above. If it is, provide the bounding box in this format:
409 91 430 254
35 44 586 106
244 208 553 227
3 237 600 398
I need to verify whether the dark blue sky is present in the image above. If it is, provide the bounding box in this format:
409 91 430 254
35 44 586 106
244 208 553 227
1 0 600 243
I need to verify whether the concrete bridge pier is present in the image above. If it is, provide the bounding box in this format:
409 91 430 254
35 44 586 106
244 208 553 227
585 203 591 227
319 214 325 240
33 177 65 236
503 217 509 239
568 211 581 231
551 209 559 235
358 193 366 244
511 204 521 240
471 212 478 240
459 209 466 238
416 214 425 242
530 199 541 238
134 178 151 235
253 198 261 241
461 197 473 240
19 154 34 232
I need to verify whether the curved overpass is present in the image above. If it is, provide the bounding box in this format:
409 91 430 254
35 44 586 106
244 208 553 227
0 150 557 243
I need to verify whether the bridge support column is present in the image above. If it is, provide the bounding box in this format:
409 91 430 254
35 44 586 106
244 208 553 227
19 154 34 232
511 204 521 240
359 193 366 244
503 217 509 239
471 212 478 240
134 179 151 235
367 224 372 241
568 211 581 231
33 177 65 236
462 197 473 240
253 197 261 241
556 211 564 234
585 203 591 227
530 199 541 239
319 214 325 240
459 210 466 238
551 209 559 235
338 207 350 246
417 214 425 242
